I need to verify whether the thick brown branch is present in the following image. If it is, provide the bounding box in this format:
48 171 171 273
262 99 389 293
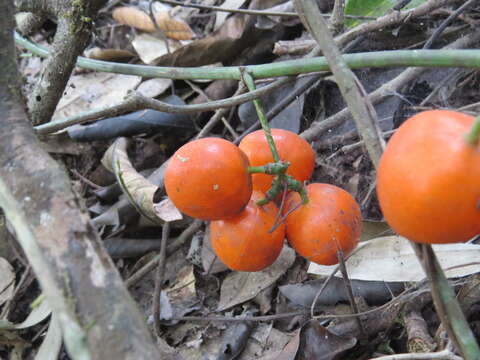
27 1 105 125
0 2 166 359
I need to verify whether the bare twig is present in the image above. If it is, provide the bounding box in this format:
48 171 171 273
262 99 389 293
126 219 202 288
156 0 376 19
153 222 170 337
423 0 477 49
35 79 292 135
301 30 480 141
296 0 384 165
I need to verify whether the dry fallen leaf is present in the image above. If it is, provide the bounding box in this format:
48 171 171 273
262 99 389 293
84 47 135 61
309 236 480 282
132 33 182 64
217 245 295 311
112 6 194 40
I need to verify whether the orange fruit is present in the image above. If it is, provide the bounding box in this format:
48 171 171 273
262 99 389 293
164 137 252 220
239 129 315 193
377 110 480 244
210 191 285 271
283 183 362 265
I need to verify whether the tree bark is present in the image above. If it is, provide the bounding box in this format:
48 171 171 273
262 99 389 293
0 1 166 359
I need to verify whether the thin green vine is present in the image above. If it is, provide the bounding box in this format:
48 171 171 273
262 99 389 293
15 32 480 81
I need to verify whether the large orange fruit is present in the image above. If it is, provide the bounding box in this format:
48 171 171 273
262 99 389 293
283 183 362 265
210 191 285 271
164 137 252 220
377 110 480 244
239 129 315 193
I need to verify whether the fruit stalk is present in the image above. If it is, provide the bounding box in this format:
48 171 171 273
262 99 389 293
464 116 480 146
240 68 281 163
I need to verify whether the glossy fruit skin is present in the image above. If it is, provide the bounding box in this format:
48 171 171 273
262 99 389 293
239 129 315 193
283 183 362 266
210 191 285 271
164 137 252 221
377 110 480 244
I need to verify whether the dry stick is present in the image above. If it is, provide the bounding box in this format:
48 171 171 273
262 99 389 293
174 287 429 323
337 251 367 338
296 0 385 164
35 78 292 135
423 0 477 49
334 0 459 50
125 219 202 288
301 30 480 142
195 84 246 139
156 0 376 19
153 222 170 337
170 311 308 323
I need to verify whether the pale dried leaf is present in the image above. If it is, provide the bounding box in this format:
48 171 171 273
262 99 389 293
154 198 183 222
201 226 229 274
217 245 295 311
132 33 182 64
136 78 172 98
112 7 194 40
0 257 14 306
309 236 480 282
53 73 141 121
214 0 247 30
239 325 293 360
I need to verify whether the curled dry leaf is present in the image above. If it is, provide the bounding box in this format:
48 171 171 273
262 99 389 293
154 198 183 222
101 138 175 224
112 6 194 40
84 47 135 61
0 296 51 330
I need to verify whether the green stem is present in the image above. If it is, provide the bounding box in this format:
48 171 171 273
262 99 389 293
413 243 480 359
240 69 280 162
15 32 480 81
465 116 480 146
248 162 289 175
247 166 267 174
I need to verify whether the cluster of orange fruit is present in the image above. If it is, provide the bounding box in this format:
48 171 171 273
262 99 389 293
164 129 362 271
165 110 480 272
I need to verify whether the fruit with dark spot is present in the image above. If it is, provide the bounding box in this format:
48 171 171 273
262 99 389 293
165 137 252 220
283 183 362 265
